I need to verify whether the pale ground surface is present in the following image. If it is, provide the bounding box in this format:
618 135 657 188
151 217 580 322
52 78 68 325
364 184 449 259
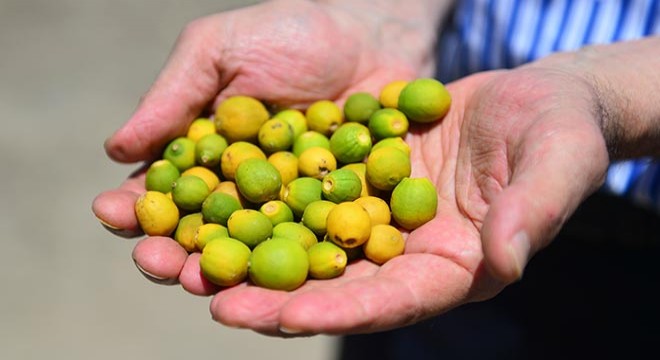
0 1 339 359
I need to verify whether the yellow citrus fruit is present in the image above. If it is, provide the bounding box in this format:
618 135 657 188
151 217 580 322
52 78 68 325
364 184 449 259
163 137 196 172
390 177 438 230
171 175 211 212
259 200 295 226
298 146 337 180
354 196 391 226
200 237 251 287
201 192 243 226
272 109 308 139
397 78 451 123
366 146 411 191
214 95 270 143
326 201 372 248
268 151 298 186
379 80 408 108
145 159 180 194
362 224 405 265
307 241 347 279
235 158 282 204
181 166 220 191
292 131 330 157
174 212 204 252
194 223 229 251
195 133 228 168
220 141 267 181
248 237 309 291
186 117 217 142
329 122 372 164
301 200 336 237
227 209 273 248
368 108 409 140
272 222 318 250
134 191 179 236
258 118 294 154
343 92 381 123
370 136 411 156
305 100 343 136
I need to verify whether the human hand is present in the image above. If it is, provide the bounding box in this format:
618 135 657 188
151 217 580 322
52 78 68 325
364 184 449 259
94 0 652 337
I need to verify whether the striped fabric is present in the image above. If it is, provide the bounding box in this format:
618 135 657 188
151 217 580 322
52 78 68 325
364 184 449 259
436 0 660 214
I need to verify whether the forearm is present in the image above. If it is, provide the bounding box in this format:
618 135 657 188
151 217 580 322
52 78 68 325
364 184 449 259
538 37 660 160
315 0 456 76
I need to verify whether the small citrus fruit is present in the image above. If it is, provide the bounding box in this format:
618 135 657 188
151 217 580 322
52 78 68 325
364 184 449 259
227 209 273 248
326 201 372 248
248 237 309 291
363 224 405 265
397 78 451 123
134 191 179 236
308 241 347 279
200 237 251 287
390 177 438 230
343 92 381 123
145 159 180 194
215 95 270 143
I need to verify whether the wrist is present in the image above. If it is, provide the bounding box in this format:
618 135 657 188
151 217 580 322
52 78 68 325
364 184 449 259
537 38 660 160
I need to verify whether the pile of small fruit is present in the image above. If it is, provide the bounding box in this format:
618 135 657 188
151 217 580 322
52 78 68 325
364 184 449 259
134 78 451 291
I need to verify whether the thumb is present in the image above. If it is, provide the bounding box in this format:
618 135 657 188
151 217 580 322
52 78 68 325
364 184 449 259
480 119 609 283
105 19 224 163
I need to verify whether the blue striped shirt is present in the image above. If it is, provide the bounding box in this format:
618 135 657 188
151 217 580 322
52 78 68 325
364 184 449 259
436 0 660 214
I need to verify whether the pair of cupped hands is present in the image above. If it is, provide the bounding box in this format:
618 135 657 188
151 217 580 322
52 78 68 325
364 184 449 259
92 0 609 336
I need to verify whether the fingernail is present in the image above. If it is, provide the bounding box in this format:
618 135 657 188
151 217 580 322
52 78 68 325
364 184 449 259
134 260 179 285
279 326 303 335
509 231 530 280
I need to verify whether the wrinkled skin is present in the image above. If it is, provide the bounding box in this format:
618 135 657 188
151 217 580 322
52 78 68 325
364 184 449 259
93 0 609 336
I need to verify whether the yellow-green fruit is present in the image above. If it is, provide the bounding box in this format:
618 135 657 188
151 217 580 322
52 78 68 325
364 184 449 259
181 166 220 191
343 92 381 123
363 224 405 265
200 237 251 287
235 158 282 204
307 241 347 279
326 202 372 248
397 78 451 123
370 136 411 156
145 159 180 194
248 237 309 291
220 141 267 181
281 177 323 218
195 133 228 168
195 223 229 251
186 117 217 142
301 200 336 237
341 163 381 198
227 209 273 248
215 95 270 143
379 80 409 108
366 147 411 191
272 222 318 250
368 108 409 140
305 100 343 136
390 177 438 230
135 191 180 236
273 109 307 139
163 137 196 172
329 122 372 164
322 168 362 203
201 192 242 226
260 200 294 226
298 147 337 180
354 196 391 226
212 181 250 209
292 131 330 157
258 118 294 154
174 212 204 252
268 151 298 186
171 175 212 211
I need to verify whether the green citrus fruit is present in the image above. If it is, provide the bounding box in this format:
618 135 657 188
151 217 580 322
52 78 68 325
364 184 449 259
200 237 251 287
248 237 309 291
307 241 347 279
397 78 451 123
145 159 180 194
343 92 381 123
390 177 438 230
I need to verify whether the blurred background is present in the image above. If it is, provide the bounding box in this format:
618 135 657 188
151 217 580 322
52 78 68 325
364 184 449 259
0 1 338 359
